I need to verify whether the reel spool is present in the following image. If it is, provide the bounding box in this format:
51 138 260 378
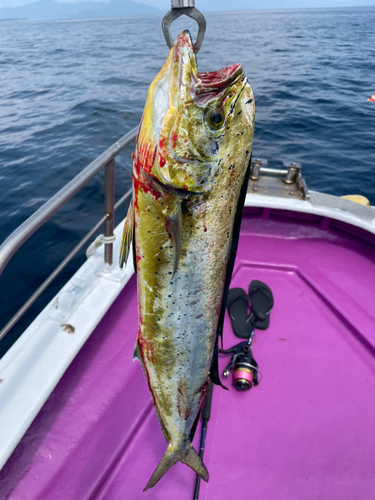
233 365 255 391
222 340 259 392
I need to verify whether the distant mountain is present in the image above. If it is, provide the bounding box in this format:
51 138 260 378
0 0 160 19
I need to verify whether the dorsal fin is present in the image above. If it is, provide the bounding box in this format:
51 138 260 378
119 198 134 269
210 157 252 388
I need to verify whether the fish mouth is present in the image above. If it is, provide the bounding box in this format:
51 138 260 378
172 30 243 101
195 64 244 95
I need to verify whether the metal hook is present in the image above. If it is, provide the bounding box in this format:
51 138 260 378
162 1 207 54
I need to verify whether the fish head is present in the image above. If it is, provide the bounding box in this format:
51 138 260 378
135 30 255 194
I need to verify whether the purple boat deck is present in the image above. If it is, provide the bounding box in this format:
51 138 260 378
2 206 375 500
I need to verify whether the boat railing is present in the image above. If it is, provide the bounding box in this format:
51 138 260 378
0 126 139 342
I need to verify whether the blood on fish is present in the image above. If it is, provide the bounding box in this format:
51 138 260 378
177 402 182 417
159 155 166 168
196 381 209 397
196 64 242 94
152 146 157 169
138 334 154 363
171 131 178 149
132 160 163 204
184 408 192 421
136 331 156 406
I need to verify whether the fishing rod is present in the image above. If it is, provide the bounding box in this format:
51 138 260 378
193 383 213 500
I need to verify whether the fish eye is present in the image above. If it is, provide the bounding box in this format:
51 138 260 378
206 107 225 131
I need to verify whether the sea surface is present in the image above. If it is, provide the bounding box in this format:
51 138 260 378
0 7 374 356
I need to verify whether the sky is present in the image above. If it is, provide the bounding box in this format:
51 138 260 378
138 0 375 8
0 0 374 9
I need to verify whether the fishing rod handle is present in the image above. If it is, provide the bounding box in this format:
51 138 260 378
202 383 213 421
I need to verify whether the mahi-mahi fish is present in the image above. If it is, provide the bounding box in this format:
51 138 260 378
120 30 255 491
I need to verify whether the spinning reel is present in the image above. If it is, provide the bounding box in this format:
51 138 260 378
221 331 259 391
222 330 259 391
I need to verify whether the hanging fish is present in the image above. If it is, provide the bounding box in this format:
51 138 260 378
368 93 375 102
120 30 255 491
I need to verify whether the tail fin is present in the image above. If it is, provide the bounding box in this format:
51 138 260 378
181 444 209 481
143 442 209 492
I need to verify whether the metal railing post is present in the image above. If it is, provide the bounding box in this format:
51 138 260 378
104 159 115 266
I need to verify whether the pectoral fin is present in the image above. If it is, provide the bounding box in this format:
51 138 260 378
119 198 134 269
165 203 182 278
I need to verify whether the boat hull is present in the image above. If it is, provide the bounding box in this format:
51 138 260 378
1 205 375 499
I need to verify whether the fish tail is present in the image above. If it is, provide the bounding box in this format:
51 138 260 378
143 444 178 491
143 442 208 491
180 443 209 481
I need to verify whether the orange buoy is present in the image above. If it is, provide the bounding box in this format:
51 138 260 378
368 93 375 102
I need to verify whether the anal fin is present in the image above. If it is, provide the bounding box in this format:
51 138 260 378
133 343 170 442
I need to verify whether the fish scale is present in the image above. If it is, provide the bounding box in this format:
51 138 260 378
120 29 255 491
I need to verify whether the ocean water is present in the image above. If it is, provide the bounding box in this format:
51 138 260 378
0 7 374 356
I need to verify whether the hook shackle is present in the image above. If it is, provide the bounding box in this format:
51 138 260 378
171 0 195 6
162 1 206 53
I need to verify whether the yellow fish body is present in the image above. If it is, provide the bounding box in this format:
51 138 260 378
120 30 255 490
